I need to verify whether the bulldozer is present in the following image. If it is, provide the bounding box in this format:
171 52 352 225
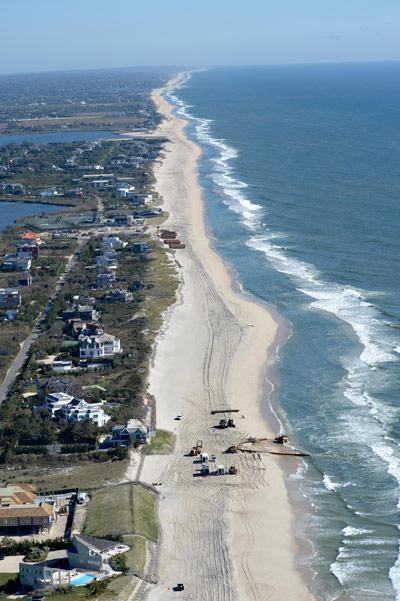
226 445 238 454
273 434 288 445
189 439 203 456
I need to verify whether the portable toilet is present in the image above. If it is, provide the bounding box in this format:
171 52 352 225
217 465 225 475
201 452 209 464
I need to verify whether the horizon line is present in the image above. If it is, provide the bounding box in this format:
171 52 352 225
1 58 400 77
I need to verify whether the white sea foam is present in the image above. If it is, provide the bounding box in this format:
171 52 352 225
322 473 354 492
342 526 374 537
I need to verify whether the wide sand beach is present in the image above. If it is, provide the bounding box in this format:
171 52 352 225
146 73 315 601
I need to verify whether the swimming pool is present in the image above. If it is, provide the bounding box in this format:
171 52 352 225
70 573 95 586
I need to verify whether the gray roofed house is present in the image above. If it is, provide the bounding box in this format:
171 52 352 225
110 419 149 446
68 533 129 572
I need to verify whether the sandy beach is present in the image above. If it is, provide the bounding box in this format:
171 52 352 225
146 74 315 601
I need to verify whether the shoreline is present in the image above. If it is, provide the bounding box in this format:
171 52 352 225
146 73 316 600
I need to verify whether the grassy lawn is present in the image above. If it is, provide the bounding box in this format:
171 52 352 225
132 486 158 542
99 574 138 601
0 458 128 491
143 429 174 455
123 535 146 573
84 482 158 542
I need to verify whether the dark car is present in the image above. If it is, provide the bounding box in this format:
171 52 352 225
176 583 184 591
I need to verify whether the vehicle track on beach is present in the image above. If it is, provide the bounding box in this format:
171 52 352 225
147 223 269 600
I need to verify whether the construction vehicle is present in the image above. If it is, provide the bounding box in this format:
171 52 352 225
228 466 238 475
273 435 288 444
201 464 210 476
201 452 209 464
189 439 203 456
219 418 227 429
227 418 236 428
226 445 238 454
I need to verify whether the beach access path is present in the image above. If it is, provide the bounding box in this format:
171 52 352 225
144 76 315 601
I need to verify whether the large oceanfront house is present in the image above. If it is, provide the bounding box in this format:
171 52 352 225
0 484 54 535
79 333 122 359
41 392 110 427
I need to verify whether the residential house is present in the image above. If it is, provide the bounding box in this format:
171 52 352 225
68 534 129 572
0 484 54 535
16 272 32 286
64 319 103 339
63 398 110 427
109 419 149 446
96 253 117 269
36 377 83 401
2 254 32 272
126 192 153 205
104 288 133 303
103 235 127 250
133 208 162 219
18 232 43 245
79 333 122 359
97 272 116 288
5 309 18 321
16 244 39 259
87 179 113 190
39 187 60 198
0 287 21 309
19 556 73 591
61 304 99 322
44 392 75 416
20 534 129 590
41 392 109 427
116 184 135 198
52 359 73 373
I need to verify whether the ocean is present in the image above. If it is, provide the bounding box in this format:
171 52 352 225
168 64 400 601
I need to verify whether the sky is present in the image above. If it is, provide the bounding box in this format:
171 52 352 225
1 0 400 74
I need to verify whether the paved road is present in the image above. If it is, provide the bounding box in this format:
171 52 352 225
0 239 85 404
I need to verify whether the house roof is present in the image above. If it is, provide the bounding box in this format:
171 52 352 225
0 502 53 518
0 484 37 506
74 534 118 552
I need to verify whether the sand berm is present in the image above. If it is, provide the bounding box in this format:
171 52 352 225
145 73 316 601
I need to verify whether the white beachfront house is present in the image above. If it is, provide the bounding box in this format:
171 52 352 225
79 333 122 359
102 235 128 250
116 184 135 198
44 392 75 416
42 393 109 427
63 399 110 427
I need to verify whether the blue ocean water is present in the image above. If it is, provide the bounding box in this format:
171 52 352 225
0 201 62 230
169 64 400 601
